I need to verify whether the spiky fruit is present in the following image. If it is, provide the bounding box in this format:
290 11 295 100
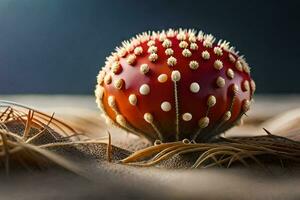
95 29 255 142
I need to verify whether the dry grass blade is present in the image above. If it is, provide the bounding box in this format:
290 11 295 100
25 112 55 143
150 144 191 161
121 141 183 163
128 145 194 167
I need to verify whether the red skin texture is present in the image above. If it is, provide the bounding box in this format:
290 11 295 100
98 33 254 142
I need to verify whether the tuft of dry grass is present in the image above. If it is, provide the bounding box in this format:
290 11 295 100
0 100 108 175
122 130 300 169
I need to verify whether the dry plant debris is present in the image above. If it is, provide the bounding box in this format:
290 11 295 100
122 132 300 168
0 100 108 175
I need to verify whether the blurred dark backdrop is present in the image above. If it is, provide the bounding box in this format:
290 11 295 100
0 0 299 94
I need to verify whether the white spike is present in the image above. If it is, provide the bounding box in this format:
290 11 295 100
161 101 172 112
198 117 209 128
189 60 199 70
128 94 137 106
165 48 174 56
179 41 188 49
126 54 136 65
157 74 168 83
140 64 149 74
171 70 181 82
227 68 235 79
162 39 172 48
214 60 223 70
207 95 216 108
216 77 225 88
182 49 192 57
139 84 150 95
202 51 210 60
167 56 177 66
190 82 200 93
148 53 158 62
182 113 192 121
147 46 157 53
190 43 198 50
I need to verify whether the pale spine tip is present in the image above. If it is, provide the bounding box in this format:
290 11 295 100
223 111 231 121
97 70 106 85
189 35 196 43
203 40 212 48
148 53 158 62
134 46 143 55
176 32 186 41
232 84 239 94
216 77 225 88
190 82 200 93
165 48 174 56
228 54 236 63
139 84 150 95
242 99 251 112
108 95 116 107
182 113 192 121
128 94 137 105
147 46 157 53
171 70 181 82
202 50 210 60
140 64 149 74
241 59 250 74
242 80 250 91
226 68 235 79
167 29 175 37
179 41 189 49
250 80 256 93
214 60 223 70
235 60 243 71
157 74 168 83
182 49 192 57
154 140 162 145
243 65 250 74
162 39 172 48
117 48 126 57
147 40 155 46
126 54 136 65
158 33 166 42
198 117 209 128
190 43 198 50
104 74 112 85
114 79 124 90
207 95 217 107
116 114 126 126
144 113 153 123
167 56 177 66
189 60 199 70
161 101 172 112
96 85 104 100
112 62 121 74
214 47 223 56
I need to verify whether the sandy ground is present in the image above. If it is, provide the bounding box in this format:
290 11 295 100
0 95 300 200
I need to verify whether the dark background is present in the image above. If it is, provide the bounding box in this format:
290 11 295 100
0 0 299 94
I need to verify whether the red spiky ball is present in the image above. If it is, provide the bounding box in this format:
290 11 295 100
95 29 255 142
